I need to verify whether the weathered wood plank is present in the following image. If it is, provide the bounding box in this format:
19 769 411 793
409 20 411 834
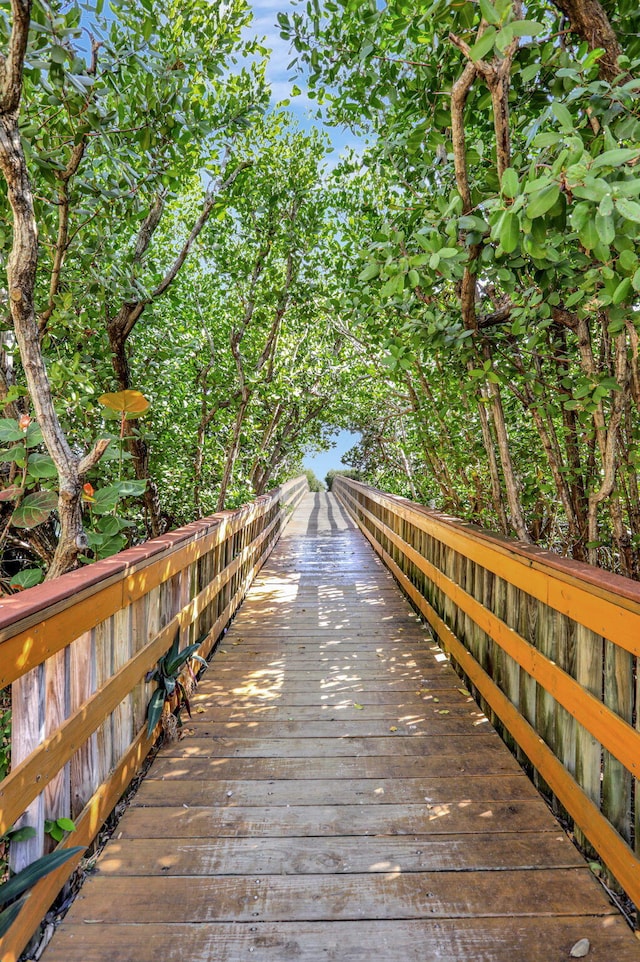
42 917 640 962
133 774 539 808
61 869 616 924
150 752 523 781
158 733 505 758
117 800 559 838
180 717 494 738
95 831 584 877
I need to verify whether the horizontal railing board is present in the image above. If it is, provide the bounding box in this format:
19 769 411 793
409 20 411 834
335 477 640 915
0 478 304 686
338 479 640 655
0 476 307 962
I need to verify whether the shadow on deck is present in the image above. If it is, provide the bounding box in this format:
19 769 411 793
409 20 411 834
41 493 640 962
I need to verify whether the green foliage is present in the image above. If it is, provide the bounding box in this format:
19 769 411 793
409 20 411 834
325 469 362 492
145 630 207 736
278 0 640 573
304 470 324 492
44 818 76 844
0 847 83 938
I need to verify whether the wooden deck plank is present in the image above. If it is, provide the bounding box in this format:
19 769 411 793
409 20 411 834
149 752 524 780
133 773 540 807
114 800 560 838
156 733 506 757
60 869 616 924
42 492 640 962
37 918 640 962
95 833 584 877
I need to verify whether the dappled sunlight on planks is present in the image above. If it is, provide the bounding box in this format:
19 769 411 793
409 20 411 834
39 492 640 962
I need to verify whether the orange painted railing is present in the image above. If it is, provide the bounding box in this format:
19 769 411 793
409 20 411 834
0 475 308 960
334 476 640 917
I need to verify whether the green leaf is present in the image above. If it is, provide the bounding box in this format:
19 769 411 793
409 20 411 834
501 168 519 198
25 423 43 448
0 419 24 443
27 453 57 479
479 0 500 25
591 149 640 170
114 479 147 498
612 278 632 305
12 491 57 529
526 185 560 219
615 197 640 224
551 102 573 131
509 20 545 37
5 825 37 842
494 24 513 51
0 848 83 908
380 274 404 297
146 688 166 736
458 214 489 232
499 211 520 253
55 818 76 833
594 212 615 246
358 262 379 281
10 568 44 590
90 487 119 515
469 27 496 61
49 45 67 64
0 898 27 939
598 194 613 217
578 218 600 251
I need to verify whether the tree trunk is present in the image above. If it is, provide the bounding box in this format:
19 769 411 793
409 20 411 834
552 0 624 81
108 321 166 535
217 395 250 511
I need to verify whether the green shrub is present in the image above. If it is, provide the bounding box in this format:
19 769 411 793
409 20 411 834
325 469 361 491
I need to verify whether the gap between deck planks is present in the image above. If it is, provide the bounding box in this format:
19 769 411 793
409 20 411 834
42 492 640 962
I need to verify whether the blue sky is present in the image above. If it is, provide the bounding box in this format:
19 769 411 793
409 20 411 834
248 0 365 159
247 2 364 479
303 431 361 482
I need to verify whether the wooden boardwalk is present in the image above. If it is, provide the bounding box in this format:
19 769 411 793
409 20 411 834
43 493 640 961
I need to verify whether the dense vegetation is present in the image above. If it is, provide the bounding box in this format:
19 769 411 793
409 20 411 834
0 0 370 586
0 0 639 582
283 0 640 576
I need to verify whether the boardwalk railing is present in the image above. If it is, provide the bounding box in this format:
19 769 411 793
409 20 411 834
334 476 640 915
0 475 307 960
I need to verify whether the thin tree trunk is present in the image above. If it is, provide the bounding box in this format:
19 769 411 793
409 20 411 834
0 7 107 578
217 395 250 511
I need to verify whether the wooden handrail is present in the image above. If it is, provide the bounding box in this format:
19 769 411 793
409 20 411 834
334 476 640 917
0 475 308 962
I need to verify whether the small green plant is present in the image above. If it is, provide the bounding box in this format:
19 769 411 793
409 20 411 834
44 818 76 844
0 846 83 937
145 630 207 739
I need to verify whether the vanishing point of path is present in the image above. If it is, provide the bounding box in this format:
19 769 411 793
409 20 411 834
43 493 640 961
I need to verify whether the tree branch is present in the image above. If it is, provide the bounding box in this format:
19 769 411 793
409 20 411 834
0 0 31 115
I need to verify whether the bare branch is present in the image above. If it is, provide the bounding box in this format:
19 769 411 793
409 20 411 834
78 437 110 476
148 160 252 305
